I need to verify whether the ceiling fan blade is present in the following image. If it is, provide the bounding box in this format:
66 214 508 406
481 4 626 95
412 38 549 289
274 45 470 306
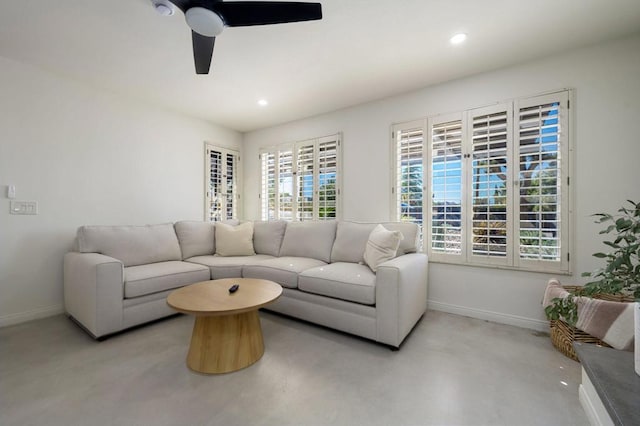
213 1 322 27
192 31 216 74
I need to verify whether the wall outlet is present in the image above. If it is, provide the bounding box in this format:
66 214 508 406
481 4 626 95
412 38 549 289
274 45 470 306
10 201 38 215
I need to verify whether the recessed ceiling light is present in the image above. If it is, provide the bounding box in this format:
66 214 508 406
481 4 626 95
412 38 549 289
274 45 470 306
450 33 467 45
258 99 269 107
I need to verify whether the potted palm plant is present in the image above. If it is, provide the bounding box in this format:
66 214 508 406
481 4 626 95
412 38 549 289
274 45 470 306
544 200 640 368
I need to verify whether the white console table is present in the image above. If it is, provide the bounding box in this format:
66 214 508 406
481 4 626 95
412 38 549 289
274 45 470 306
574 343 639 426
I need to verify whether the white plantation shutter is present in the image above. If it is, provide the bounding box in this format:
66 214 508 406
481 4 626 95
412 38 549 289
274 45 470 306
296 142 315 221
428 114 464 258
516 92 569 270
468 104 513 265
393 91 570 273
260 152 276 220
208 149 222 221
225 154 236 219
317 135 339 220
259 134 341 221
392 120 425 249
278 149 294 220
205 145 240 222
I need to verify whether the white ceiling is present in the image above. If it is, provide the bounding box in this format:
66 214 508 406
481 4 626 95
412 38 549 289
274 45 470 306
1 0 639 132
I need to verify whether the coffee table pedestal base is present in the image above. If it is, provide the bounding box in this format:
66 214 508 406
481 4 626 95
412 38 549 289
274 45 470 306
186 310 265 374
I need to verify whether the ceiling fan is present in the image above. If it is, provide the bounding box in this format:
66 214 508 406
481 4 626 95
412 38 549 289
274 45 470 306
152 0 323 74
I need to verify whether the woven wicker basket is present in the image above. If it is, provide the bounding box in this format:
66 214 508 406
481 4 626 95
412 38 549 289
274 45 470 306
549 285 635 362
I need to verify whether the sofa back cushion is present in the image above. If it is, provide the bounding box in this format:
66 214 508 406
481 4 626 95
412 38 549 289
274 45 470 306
279 221 337 262
331 221 376 263
174 221 215 259
253 221 287 256
381 222 419 254
215 222 256 256
77 223 182 267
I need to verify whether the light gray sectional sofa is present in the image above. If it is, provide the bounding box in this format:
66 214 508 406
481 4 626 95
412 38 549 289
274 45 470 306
64 220 428 347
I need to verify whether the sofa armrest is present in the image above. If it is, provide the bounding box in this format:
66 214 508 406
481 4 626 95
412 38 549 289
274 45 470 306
375 253 428 347
63 252 124 338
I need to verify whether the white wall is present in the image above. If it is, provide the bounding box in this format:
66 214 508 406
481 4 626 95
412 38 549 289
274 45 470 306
0 56 242 326
243 34 640 331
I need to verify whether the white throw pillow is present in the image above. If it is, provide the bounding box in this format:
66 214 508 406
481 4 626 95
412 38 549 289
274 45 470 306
363 224 404 272
215 222 256 256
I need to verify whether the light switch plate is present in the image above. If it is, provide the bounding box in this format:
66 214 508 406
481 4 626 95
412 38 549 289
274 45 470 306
10 201 38 215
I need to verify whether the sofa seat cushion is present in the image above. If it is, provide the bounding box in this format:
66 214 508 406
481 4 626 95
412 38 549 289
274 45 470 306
124 261 210 299
242 256 327 289
186 254 274 279
298 262 376 305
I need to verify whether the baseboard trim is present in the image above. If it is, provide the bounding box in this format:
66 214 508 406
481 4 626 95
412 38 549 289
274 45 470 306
427 300 549 332
0 304 64 328
1 301 549 332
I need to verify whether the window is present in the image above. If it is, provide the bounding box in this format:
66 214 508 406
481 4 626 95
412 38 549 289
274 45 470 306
467 104 513 266
392 90 571 273
515 93 569 271
205 144 241 222
260 134 341 221
392 121 425 244
430 114 464 256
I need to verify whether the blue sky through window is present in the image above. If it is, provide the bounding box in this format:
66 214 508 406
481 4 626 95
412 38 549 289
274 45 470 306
430 104 558 204
299 173 335 198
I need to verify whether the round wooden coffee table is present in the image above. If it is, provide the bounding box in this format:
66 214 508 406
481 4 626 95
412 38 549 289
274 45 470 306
167 278 282 374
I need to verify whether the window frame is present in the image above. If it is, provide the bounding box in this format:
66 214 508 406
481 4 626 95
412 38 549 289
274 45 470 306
260 133 342 221
391 89 573 274
204 143 241 222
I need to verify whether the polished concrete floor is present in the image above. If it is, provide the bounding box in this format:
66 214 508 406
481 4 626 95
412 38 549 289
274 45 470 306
0 310 587 426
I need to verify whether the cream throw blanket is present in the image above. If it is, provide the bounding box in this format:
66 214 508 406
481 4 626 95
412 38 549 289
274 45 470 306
542 278 635 351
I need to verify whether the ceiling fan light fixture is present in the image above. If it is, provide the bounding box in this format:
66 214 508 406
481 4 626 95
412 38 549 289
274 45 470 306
185 7 225 37
450 33 467 45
